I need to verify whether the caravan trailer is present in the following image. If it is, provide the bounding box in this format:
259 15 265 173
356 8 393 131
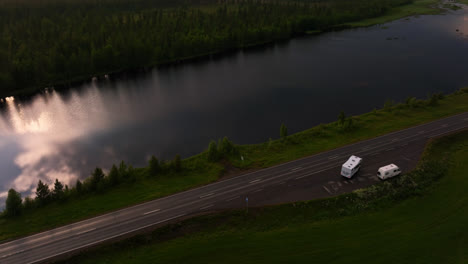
341 155 362 178
377 164 401 180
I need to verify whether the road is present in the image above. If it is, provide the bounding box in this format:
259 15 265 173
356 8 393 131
1 112 467 264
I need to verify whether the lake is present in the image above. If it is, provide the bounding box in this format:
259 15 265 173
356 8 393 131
0 7 467 203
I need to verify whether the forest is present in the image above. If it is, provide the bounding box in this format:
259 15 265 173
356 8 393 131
0 0 411 96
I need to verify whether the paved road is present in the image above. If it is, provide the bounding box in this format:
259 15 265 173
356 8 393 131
1 112 467 264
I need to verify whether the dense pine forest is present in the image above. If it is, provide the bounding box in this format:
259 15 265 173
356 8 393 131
0 0 411 96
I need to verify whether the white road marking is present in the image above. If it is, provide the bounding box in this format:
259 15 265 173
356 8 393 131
29 214 187 264
343 181 349 184
418 130 425 134
323 186 333 195
200 204 214 210
328 155 340 160
249 179 261 184
199 192 215 198
143 209 161 215
441 124 448 127
75 228 96 236
386 148 395 151
225 196 239 202
13 117 467 262
14 116 467 263
1 249 25 259
252 189 263 193
348 180 354 184
370 152 380 156
391 138 399 142
291 167 302 171
337 182 342 187
277 181 286 185
295 174 308 180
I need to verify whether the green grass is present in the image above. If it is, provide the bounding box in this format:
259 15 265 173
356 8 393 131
58 131 468 264
344 0 443 27
234 91 468 169
0 159 223 241
1 90 467 243
457 0 468 5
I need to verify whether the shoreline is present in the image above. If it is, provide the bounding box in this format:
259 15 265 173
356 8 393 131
0 0 449 100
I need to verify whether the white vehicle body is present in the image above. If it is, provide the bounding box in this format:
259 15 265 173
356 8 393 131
341 155 362 178
377 164 401 180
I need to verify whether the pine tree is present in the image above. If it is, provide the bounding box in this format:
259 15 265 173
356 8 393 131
35 180 50 204
5 188 22 217
53 179 64 200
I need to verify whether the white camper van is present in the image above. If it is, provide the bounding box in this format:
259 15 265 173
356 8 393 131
341 155 362 178
377 164 401 180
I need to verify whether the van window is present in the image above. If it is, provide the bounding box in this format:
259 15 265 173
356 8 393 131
377 171 381 175
385 172 389 175
394 170 397 172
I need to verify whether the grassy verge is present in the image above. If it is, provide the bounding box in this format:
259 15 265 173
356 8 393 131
343 0 443 27
1 90 467 242
457 0 468 5
58 130 468 264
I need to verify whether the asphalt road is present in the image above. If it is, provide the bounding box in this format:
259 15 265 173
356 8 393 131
1 112 467 264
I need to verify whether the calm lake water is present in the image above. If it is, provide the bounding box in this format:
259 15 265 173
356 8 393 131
1 7 467 202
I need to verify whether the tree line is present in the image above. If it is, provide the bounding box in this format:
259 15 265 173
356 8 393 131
3 136 239 217
0 0 411 96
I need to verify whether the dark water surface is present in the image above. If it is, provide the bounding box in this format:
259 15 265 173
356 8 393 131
1 8 468 202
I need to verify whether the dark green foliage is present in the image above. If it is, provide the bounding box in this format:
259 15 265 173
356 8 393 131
35 180 50 205
119 161 129 180
208 140 219 162
338 111 346 126
108 164 120 185
53 179 64 200
219 137 237 156
383 99 395 111
280 123 288 140
5 189 22 217
76 179 83 194
427 93 442 106
0 0 412 97
91 167 106 191
23 197 35 210
174 155 182 172
148 156 160 176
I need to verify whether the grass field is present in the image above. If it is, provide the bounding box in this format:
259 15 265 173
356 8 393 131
59 130 468 264
344 0 443 27
1 90 467 242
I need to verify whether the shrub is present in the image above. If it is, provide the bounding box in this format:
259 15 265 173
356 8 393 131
208 140 219 162
174 154 182 172
148 156 160 176
280 123 288 140
108 164 119 185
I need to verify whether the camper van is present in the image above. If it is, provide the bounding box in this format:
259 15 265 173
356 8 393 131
377 164 401 180
341 155 362 178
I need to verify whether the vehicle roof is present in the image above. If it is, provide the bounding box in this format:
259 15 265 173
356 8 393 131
342 155 362 169
378 164 399 171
